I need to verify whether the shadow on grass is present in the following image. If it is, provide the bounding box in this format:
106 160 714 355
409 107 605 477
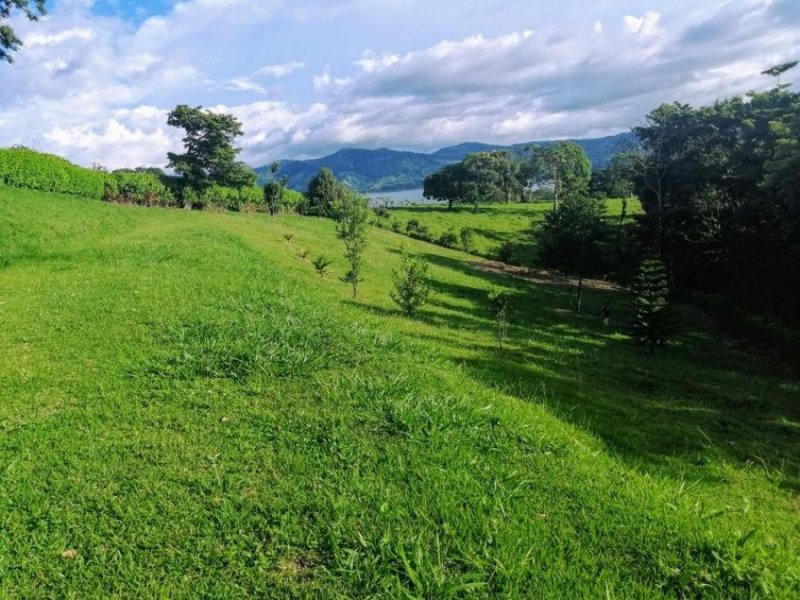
353 252 800 493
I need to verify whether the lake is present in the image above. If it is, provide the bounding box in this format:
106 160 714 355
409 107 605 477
365 188 441 207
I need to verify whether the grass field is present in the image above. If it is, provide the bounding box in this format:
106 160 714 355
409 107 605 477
385 198 642 262
0 185 797 598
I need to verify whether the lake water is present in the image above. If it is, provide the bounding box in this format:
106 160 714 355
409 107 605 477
365 188 440 207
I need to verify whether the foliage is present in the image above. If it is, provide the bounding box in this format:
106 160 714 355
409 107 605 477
436 229 459 249
423 151 521 210
336 193 371 297
306 168 349 217
631 82 800 322
539 195 607 311
312 254 332 277
631 258 675 353
166 104 256 197
487 289 517 345
262 162 288 216
522 141 592 209
0 0 45 63
459 227 475 253
104 170 175 207
391 246 431 316
0 146 107 198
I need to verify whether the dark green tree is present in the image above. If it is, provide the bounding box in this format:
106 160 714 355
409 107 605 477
336 193 371 297
539 195 607 312
631 258 674 354
166 105 255 196
1 0 45 63
263 161 287 216
391 246 431 316
306 168 347 217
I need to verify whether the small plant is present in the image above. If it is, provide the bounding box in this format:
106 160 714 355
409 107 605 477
283 232 295 244
312 255 332 278
460 227 475 253
298 248 309 260
437 229 459 249
631 257 675 354
391 246 431 316
497 241 514 264
390 219 402 233
488 289 517 345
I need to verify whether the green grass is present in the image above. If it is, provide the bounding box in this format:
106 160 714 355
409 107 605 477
384 198 641 262
0 185 797 598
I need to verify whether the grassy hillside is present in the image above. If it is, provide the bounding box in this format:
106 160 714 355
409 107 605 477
0 185 797 598
385 198 642 262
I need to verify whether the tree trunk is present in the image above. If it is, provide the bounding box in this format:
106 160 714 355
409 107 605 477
576 274 583 313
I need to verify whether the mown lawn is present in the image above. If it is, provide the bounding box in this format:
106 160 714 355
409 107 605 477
0 185 797 598
384 198 641 262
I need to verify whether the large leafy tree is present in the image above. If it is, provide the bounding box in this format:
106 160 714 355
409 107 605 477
523 141 591 210
1 0 45 63
166 105 256 194
539 195 607 312
306 168 348 217
423 151 521 210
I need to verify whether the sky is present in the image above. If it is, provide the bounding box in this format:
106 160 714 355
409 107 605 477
1 0 799 169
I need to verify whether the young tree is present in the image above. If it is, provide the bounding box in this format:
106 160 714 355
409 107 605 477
312 255 332 278
166 105 255 197
306 168 347 216
523 142 592 210
391 246 431 316
263 162 287 216
488 289 517 346
336 193 371 298
631 258 675 354
1 0 45 63
539 195 607 312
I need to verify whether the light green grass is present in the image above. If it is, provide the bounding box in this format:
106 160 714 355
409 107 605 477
385 199 641 261
0 185 797 598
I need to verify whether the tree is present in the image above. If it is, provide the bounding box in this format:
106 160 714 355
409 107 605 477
423 163 471 210
391 246 431 316
166 105 255 196
631 258 674 354
424 151 522 210
306 168 348 217
336 193 371 298
523 142 591 210
762 61 798 86
1 0 45 63
263 161 287 216
488 289 517 346
539 195 607 312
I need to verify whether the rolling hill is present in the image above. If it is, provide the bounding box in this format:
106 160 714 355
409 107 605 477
256 132 633 192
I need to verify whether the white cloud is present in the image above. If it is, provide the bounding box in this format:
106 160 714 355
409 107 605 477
257 61 306 78
24 27 95 47
594 21 604 34
624 11 663 38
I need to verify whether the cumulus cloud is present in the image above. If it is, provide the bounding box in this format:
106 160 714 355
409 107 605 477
0 0 798 168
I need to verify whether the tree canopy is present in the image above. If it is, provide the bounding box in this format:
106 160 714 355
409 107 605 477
523 142 592 210
166 105 256 194
306 168 349 217
0 0 46 63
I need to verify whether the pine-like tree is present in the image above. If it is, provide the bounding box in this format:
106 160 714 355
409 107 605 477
631 258 675 354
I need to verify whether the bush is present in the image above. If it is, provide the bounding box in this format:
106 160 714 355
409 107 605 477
391 246 431 316
391 219 402 233
437 229 459 248
497 241 514 264
488 289 517 345
373 206 390 218
0 147 107 199
460 227 476 253
104 171 175 206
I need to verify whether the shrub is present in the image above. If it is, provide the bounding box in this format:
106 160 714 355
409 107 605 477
391 219 402 233
312 255 332 277
0 147 106 199
373 206 390 218
104 171 175 206
497 241 514 264
460 227 476 253
437 229 459 249
391 246 431 316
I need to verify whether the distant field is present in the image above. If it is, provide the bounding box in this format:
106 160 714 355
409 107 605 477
385 198 642 262
0 186 797 597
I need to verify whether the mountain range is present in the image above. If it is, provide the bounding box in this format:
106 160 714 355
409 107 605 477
255 132 633 193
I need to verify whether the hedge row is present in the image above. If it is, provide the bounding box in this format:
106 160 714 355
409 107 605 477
0 147 107 199
0 146 305 213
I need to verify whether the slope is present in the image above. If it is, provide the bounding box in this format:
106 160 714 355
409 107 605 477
0 185 797 598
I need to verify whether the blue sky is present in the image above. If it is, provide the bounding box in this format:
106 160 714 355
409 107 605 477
1 0 798 169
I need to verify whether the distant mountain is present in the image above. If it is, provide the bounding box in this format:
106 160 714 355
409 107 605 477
255 132 634 193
